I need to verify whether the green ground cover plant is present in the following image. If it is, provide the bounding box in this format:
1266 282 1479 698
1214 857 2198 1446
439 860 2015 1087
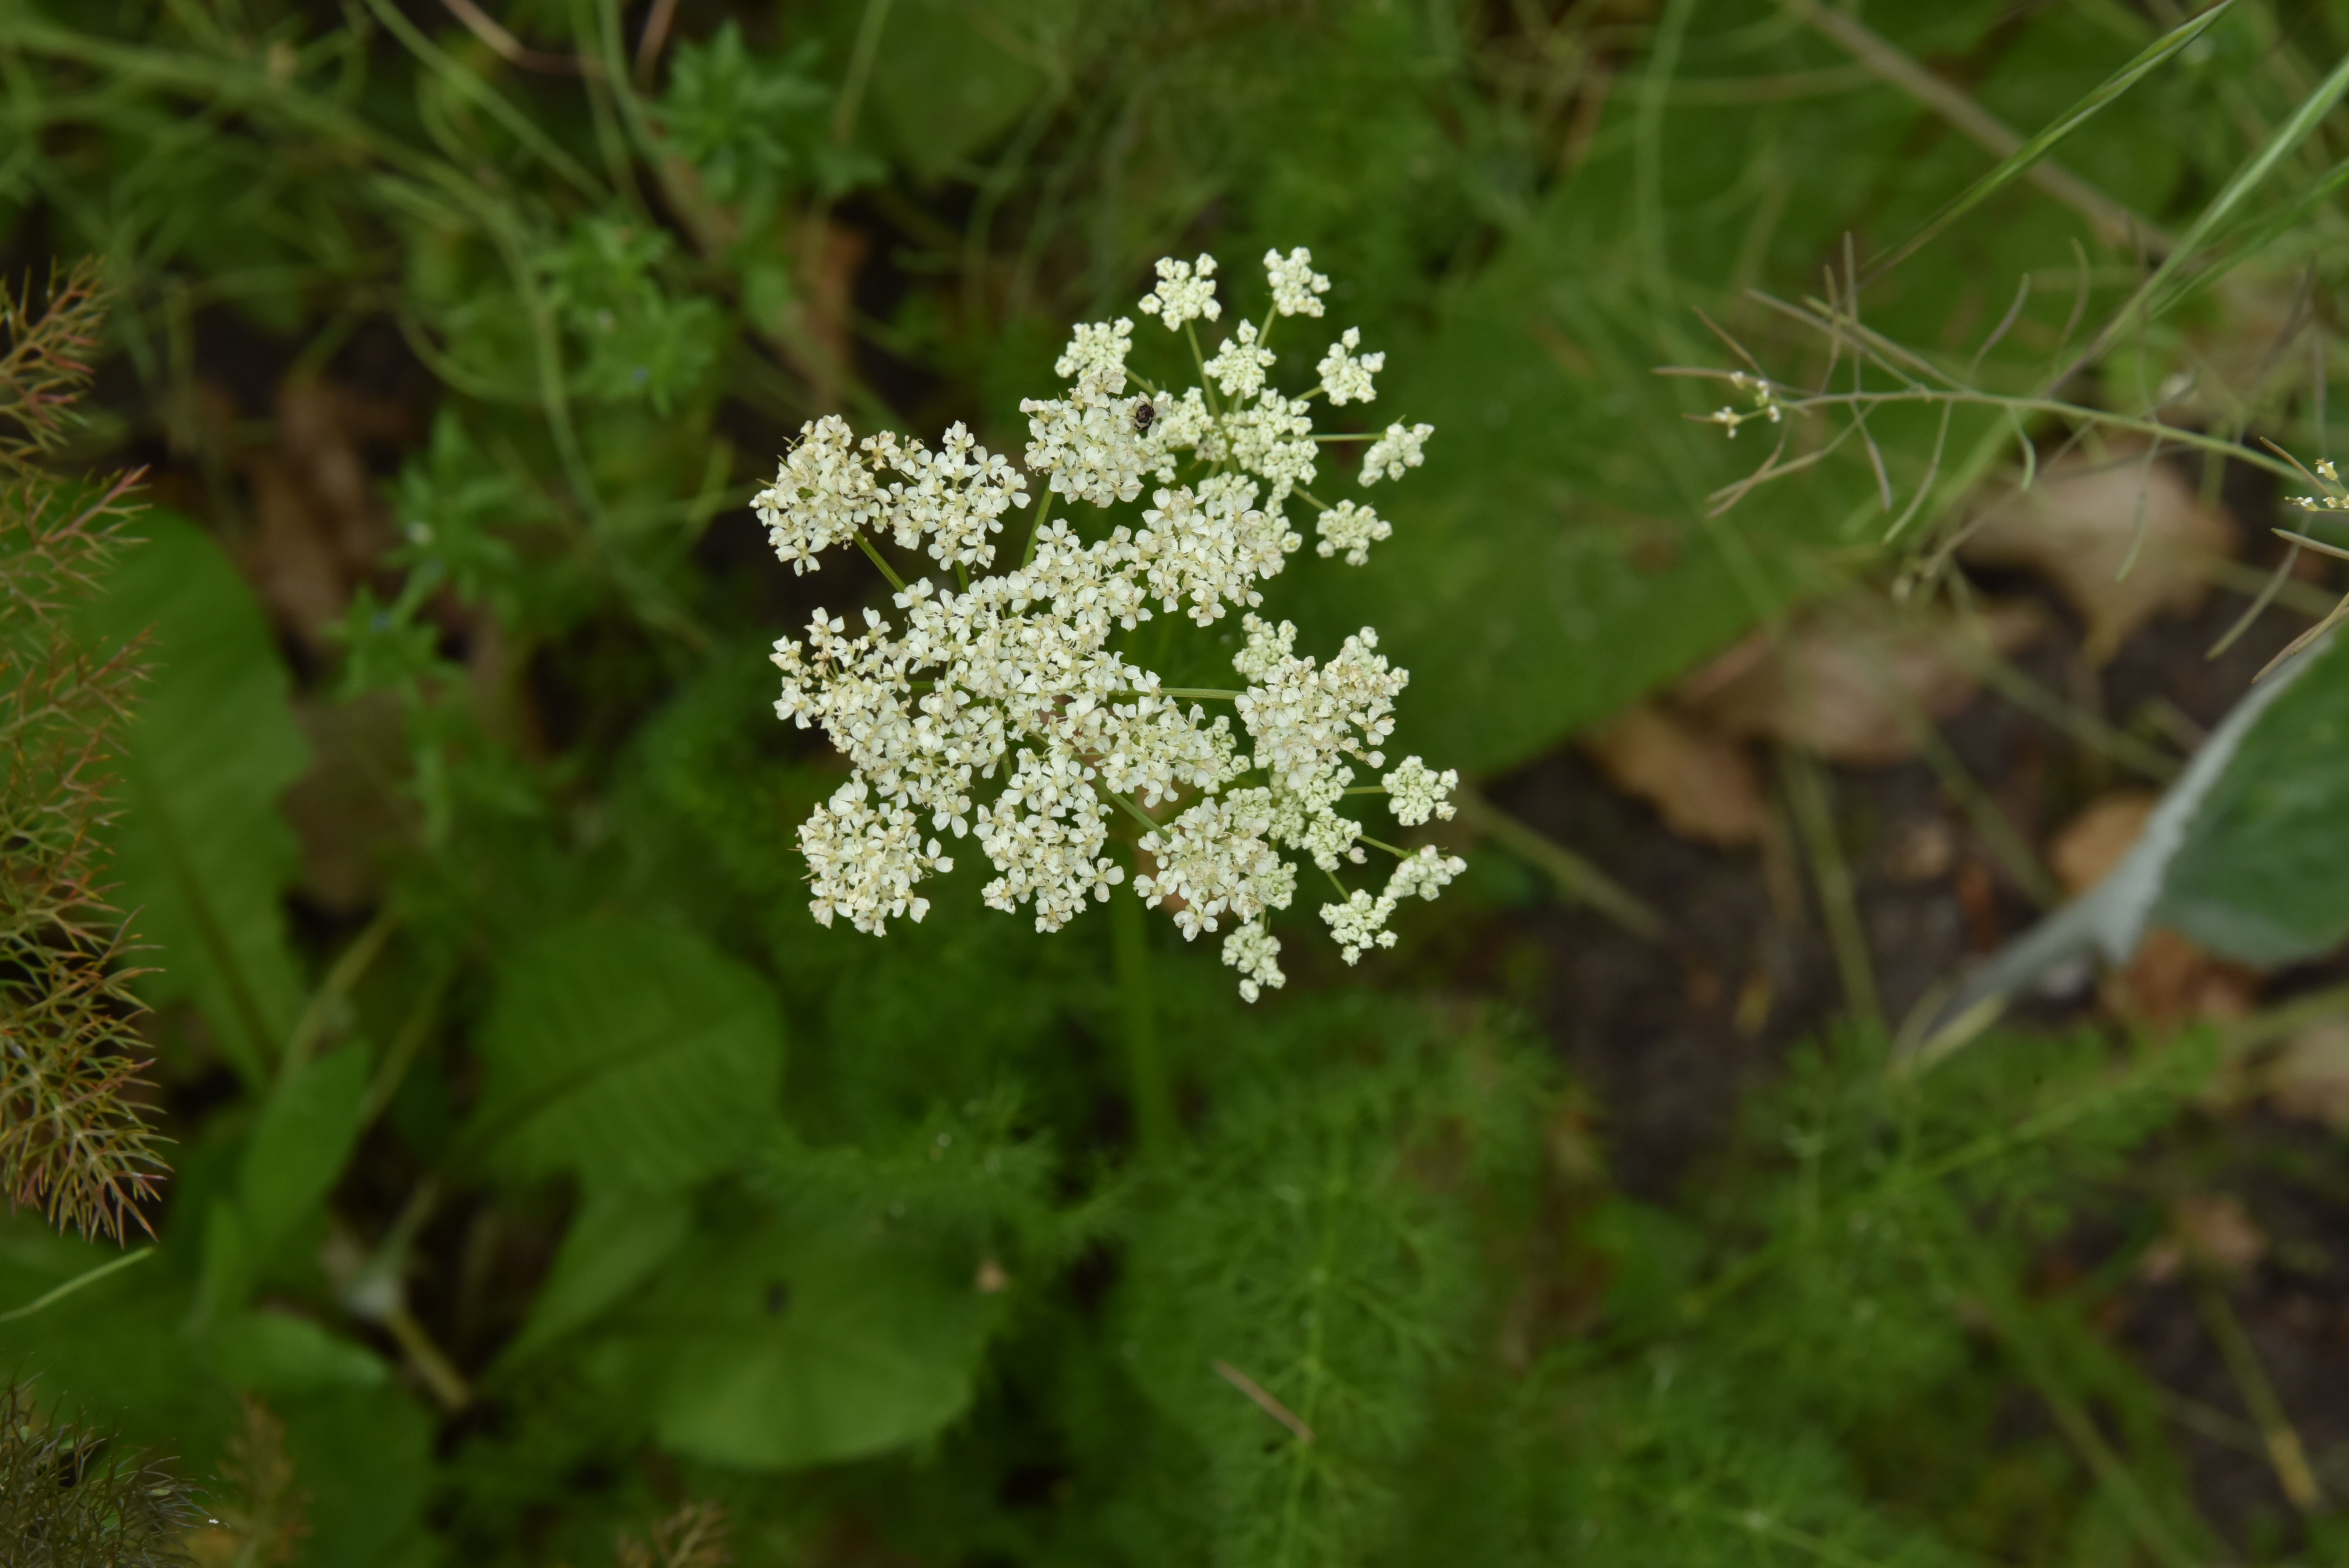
5 0 2349 1563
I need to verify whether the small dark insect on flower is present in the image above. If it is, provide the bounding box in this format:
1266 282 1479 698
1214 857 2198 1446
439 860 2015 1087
1132 398 1156 433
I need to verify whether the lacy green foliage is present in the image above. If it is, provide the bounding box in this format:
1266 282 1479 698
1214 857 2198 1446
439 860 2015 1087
0 1377 206 1567
0 262 166 1240
1121 1000 1544 1567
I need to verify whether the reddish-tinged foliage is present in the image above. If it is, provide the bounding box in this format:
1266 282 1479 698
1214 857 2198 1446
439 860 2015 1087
1 261 169 1240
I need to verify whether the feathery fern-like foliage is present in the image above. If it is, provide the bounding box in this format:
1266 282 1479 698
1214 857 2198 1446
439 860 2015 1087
0 1377 207 1567
0 262 165 1240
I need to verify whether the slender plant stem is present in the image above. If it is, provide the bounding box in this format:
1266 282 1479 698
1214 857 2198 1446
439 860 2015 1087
1023 488 1055 567
855 530 908 591
1778 748 1882 1036
0 1248 153 1325
1109 890 1174 1156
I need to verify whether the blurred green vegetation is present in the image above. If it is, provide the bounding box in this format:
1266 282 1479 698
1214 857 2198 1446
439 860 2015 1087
5 0 2349 1563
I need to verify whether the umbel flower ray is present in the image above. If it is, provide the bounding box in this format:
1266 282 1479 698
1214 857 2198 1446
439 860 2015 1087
757 249 1462 998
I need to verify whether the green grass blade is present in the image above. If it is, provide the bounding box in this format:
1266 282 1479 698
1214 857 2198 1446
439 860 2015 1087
2061 41 2349 382
1862 0 2236 286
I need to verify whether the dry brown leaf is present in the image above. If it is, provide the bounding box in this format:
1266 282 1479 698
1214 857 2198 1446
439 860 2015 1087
2260 1020 2349 1130
2142 1193 2267 1283
1957 437 2236 663
1578 701 1765 846
2108 926 2261 1033
185 1393 310 1567
777 217 870 405
281 691 418 915
1880 816 1957 882
2045 793 2261 1028
233 376 408 648
1679 600 2044 765
2048 791 2158 896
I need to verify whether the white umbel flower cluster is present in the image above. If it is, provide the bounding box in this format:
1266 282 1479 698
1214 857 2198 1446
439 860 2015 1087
761 248 1458 997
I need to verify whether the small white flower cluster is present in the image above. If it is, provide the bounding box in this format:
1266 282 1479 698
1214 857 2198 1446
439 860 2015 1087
757 415 1030 575
1701 370 1784 439
1360 421 1433 484
760 249 1460 997
2292 457 2347 513
1316 327 1383 406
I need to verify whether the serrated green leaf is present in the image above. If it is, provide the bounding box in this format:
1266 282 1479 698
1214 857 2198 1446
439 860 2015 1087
597 1211 991 1470
471 916 785 1193
80 510 309 1082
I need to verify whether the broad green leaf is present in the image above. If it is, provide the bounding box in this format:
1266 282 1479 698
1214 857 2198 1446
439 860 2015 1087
80 510 309 1082
205 1308 390 1395
1915 633 2345 1060
241 1045 374 1257
500 1187 691 1365
276 1384 437 1568
600 1211 992 1470
0 1221 234 1461
472 916 785 1193
865 0 1071 182
2156 636 2349 962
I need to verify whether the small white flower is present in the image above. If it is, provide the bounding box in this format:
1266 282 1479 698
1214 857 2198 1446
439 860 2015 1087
1222 921 1286 1002
1319 889 1398 964
1138 253 1221 331
1316 327 1383 406
1054 317 1135 390
1264 247 1330 318
1386 844 1466 902
1021 375 1155 509
1314 500 1390 566
800 780 955 935
1205 320 1277 401
1225 390 1318 505
755 415 879 573
1381 755 1456 825
1358 421 1433 485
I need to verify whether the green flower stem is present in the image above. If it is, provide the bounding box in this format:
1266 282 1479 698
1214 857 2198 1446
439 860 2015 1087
1109 885 1174 1156
1356 834 1408 858
1023 488 1055 567
855 530 908 592
1185 321 1217 417
1104 788 1163 837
